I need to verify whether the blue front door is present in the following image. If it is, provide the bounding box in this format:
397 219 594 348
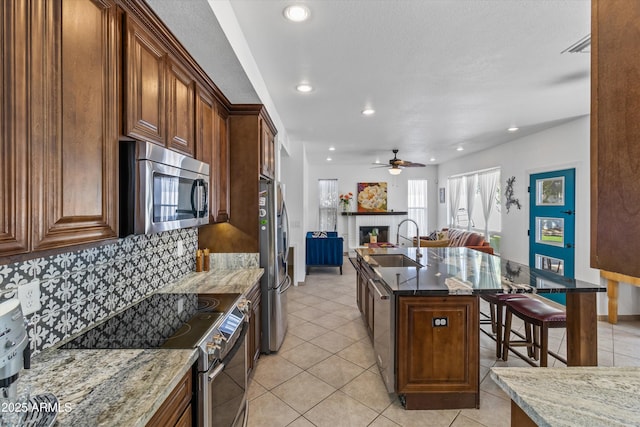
529 169 576 304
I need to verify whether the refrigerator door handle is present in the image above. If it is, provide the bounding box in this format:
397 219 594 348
282 202 290 261
279 275 292 295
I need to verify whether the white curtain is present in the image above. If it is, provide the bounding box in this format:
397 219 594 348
478 169 500 239
408 180 428 234
448 176 464 228
465 174 478 231
318 179 338 231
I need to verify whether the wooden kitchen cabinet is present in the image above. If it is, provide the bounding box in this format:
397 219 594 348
166 58 196 156
397 295 479 410
125 15 166 146
195 87 230 223
246 280 262 377
591 1 640 277
146 369 193 427
1 0 120 256
260 120 275 179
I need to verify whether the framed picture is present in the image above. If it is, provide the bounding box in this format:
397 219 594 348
357 182 388 212
439 187 446 204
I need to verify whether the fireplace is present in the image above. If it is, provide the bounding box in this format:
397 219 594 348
359 226 389 245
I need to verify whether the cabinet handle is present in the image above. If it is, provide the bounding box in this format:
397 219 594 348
368 278 389 300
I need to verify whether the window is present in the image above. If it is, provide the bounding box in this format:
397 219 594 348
318 179 338 231
447 168 501 237
407 180 428 234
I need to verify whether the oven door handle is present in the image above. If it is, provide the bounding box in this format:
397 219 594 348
208 321 248 382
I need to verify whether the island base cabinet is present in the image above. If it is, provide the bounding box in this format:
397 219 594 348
397 295 479 410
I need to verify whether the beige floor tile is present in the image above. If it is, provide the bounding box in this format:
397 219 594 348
310 312 351 330
303 390 379 427
247 392 300 427
287 416 316 427
368 415 401 427
279 341 333 370
613 352 640 367
310 330 356 354
271 371 336 413
247 378 268 401
335 318 369 341
279 333 306 353
288 300 310 313
292 306 330 322
459 391 510 427
288 321 330 341
332 306 364 321
296 294 330 307
337 339 377 369
332 294 359 308
450 414 488 426
382 399 460 427
307 355 365 388
253 354 303 390
480 372 509 401
612 331 640 358
288 313 310 328
341 370 395 413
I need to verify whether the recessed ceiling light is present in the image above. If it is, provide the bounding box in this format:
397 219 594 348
283 5 310 22
508 127 519 132
430 157 436 162
296 83 313 93
456 147 464 152
329 147 335 151
361 108 375 116
326 157 332 161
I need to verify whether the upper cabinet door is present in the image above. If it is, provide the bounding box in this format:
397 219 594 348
215 103 230 222
0 0 30 255
195 86 217 222
125 15 166 146
31 0 120 251
591 1 640 276
167 58 195 156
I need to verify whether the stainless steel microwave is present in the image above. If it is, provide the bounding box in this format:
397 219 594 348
120 140 210 236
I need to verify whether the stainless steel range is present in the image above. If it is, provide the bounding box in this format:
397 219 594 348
63 292 249 427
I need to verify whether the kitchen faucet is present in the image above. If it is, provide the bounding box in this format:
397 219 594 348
396 219 421 257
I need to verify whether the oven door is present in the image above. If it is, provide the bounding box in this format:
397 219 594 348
199 323 248 427
138 159 209 235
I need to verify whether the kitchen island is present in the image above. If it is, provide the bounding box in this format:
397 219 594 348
354 246 605 410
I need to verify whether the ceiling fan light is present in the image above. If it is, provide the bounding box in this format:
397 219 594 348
388 167 402 175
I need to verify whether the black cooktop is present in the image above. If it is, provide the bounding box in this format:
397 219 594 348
62 293 240 350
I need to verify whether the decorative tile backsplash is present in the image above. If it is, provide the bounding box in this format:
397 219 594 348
0 228 197 355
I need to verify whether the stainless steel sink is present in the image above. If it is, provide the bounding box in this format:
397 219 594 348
369 254 422 268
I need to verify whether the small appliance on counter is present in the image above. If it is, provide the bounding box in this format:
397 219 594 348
0 299 59 427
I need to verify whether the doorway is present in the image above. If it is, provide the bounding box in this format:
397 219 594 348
529 169 576 305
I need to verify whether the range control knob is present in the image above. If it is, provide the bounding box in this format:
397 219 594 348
206 342 222 357
236 298 251 315
212 333 227 347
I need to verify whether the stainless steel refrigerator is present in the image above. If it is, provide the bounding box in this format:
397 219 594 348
259 180 290 353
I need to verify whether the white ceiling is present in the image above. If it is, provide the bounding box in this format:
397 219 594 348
147 0 591 167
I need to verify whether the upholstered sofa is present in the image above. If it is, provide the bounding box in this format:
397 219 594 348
305 231 344 274
415 228 494 254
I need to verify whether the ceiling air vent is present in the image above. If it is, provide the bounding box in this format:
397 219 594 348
561 34 591 54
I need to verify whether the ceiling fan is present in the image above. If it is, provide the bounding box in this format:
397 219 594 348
373 149 426 175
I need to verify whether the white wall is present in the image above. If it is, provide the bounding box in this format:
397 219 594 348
306 162 439 238
438 115 638 316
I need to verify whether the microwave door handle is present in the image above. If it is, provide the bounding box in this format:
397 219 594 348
190 180 198 217
202 180 208 217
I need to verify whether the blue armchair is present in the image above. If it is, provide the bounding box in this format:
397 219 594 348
305 231 344 275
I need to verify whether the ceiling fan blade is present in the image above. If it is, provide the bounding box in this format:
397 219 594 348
396 160 425 167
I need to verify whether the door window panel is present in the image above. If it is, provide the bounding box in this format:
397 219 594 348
536 177 565 206
535 254 564 276
535 217 564 247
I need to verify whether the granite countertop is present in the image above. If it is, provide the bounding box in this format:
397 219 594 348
15 349 198 426
491 367 640 427
355 246 605 295
159 267 264 294
11 267 263 426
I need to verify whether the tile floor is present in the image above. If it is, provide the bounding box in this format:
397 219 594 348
247 257 640 427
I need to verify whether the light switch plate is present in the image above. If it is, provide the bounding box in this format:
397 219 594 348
17 280 41 316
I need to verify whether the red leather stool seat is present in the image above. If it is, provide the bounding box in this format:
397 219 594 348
503 296 567 367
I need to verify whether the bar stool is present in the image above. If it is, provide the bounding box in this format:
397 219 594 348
502 296 567 367
480 293 530 359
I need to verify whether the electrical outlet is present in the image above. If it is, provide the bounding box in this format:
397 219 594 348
432 317 448 327
177 240 184 257
17 280 41 316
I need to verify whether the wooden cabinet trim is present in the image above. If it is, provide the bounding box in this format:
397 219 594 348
146 369 193 427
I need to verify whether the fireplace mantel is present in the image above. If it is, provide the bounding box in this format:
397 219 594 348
341 211 408 216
